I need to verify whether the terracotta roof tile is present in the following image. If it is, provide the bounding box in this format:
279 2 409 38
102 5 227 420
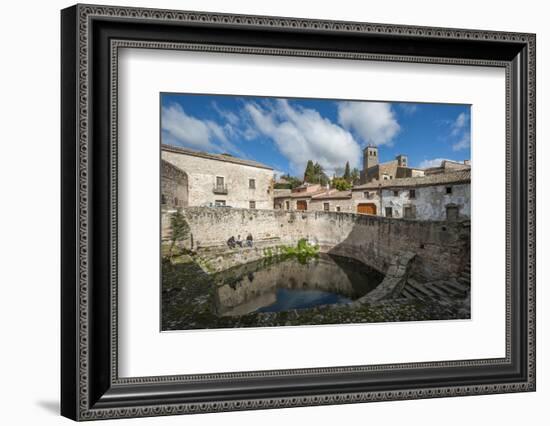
311 190 352 200
353 169 471 190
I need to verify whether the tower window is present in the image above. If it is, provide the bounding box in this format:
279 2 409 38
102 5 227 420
446 186 452 194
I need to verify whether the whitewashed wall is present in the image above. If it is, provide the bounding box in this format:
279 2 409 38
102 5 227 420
381 184 471 220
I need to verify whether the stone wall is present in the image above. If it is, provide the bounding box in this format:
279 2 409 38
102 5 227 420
380 183 470 220
162 149 274 209
161 160 188 208
166 207 470 282
309 198 355 213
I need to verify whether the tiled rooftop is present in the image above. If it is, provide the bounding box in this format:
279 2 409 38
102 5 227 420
353 170 471 190
161 144 273 170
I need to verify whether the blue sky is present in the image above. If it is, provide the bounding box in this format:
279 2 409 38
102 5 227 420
161 93 470 177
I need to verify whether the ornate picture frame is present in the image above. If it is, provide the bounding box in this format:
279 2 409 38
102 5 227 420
61 4 535 421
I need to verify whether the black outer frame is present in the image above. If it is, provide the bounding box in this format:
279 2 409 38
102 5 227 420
61 4 536 421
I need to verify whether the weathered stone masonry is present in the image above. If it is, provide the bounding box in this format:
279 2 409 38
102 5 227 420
164 207 470 283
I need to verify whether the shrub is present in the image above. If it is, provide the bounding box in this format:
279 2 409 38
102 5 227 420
170 209 190 258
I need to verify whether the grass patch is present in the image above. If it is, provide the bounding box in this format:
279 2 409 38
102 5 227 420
281 238 319 264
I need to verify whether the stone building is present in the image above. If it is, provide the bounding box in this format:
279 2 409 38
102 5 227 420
351 187 381 216
273 188 292 210
161 159 189 208
273 183 327 211
309 190 353 212
424 159 471 175
359 145 424 184
276 185 381 215
161 144 274 209
353 169 471 220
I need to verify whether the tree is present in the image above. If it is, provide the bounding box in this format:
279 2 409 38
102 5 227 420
303 160 315 182
274 174 302 189
343 161 351 182
332 177 352 191
303 160 328 185
312 162 329 186
170 208 190 258
351 167 360 184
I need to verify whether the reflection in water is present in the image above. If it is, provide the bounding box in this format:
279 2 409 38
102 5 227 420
214 254 384 317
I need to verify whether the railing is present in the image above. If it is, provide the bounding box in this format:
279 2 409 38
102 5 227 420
213 184 228 194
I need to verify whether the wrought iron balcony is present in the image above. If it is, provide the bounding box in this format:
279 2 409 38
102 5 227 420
213 184 228 194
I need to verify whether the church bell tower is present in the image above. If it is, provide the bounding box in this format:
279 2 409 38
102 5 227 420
363 145 379 172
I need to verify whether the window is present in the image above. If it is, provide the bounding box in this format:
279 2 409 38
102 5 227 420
364 191 369 199
249 201 256 209
409 189 416 199
446 205 459 220
336 206 341 212
174 197 179 206
249 179 256 189
323 202 330 211
215 200 226 206
161 193 166 204
385 207 393 217
446 186 452 194
393 190 399 197
404 205 416 219
216 176 224 187
285 201 290 210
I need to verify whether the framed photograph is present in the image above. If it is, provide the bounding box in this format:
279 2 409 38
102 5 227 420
61 4 536 421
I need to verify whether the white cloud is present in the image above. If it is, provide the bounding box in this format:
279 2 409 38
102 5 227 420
399 103 418 115
337 101 400 146
448 112 470 151
161 103 242 155
212 100 261 142
452 131 471 151
273 169 287 179
451 112 467 136
212 101 240 126
244 99 362 176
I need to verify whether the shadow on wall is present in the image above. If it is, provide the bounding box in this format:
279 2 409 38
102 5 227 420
326 214 470 282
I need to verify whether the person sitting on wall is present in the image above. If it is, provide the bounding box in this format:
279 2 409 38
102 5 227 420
246 233 253 247
227 236 236 249
235 235 243 247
